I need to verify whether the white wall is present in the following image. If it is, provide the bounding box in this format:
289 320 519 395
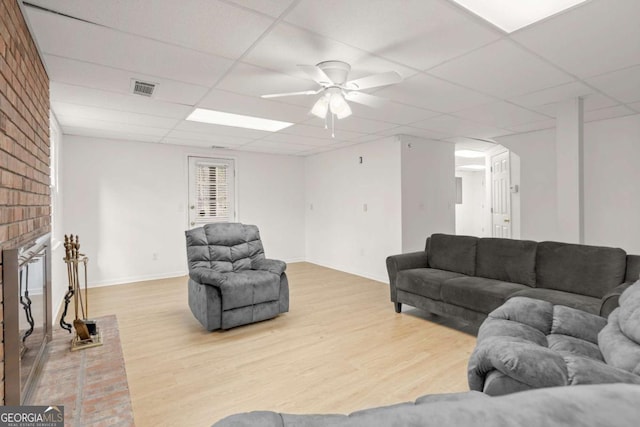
305 137 402 282
400 136 455 252
497 113 640 254
50 113 67 319
455 171 485 237
497 128 559 242
584 114 640 254
62 136 305 286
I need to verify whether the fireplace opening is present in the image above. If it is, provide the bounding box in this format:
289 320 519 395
3 233 52 405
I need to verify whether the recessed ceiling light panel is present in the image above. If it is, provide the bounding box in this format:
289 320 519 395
451 0 589 33
458 164 486 171
186 108 293 132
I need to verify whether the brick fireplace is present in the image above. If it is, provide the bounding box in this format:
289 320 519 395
0 0 51 405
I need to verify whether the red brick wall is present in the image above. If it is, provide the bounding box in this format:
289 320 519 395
0 0 51 404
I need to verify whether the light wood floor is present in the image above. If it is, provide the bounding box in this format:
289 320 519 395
86 262 478 427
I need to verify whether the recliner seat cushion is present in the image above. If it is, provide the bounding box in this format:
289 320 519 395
441 276 529 314
219 270 280 310
509 288 602 315
536 241 626 298
396 268 465 300
427 234 478 276
476 238 537 286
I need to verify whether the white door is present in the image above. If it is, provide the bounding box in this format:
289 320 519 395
490 150 511 238
188 157 236 228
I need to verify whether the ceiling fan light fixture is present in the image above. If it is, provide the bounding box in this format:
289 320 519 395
335 101 352 119
329 92 352 119
310 95 330 119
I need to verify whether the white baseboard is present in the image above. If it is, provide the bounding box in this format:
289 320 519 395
88 271 187 288
304 259 389 284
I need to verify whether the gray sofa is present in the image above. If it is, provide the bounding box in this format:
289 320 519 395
469 281 640 395
185 223 289 331
386 234 640 325
212 383 640 426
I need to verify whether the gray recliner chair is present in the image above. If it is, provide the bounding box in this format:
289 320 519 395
468 280 640 395
185 223 289 331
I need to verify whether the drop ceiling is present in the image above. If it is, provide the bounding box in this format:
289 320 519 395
21 0 640 156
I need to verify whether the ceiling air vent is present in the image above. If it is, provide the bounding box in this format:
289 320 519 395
131 79 156 97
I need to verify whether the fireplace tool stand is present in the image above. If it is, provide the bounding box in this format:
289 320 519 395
61 234 102 351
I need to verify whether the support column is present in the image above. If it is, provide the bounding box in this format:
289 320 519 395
555 97 584 243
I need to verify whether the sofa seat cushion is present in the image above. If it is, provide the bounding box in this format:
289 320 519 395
509 288 601 315
476 238 537 286
427 234 478 276
219 270 280 310
441 277 530 314
396 268 465 300
536 241 626 298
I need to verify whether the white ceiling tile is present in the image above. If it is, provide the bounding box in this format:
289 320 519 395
57 114 170 137
411 114 512 139
52 102 180 129
51 83 193 119
300 116 396 134
174 120 271 139
586 65 640 104
453 101 550 128
260 133 334 146
629 102 640 113
161 130 252 146
25 0 274 59
584 105 636 123
243 23 417 82
509 82 594 108
506 119 556 134
197 89 312 123
375 73 494 113
225 0 296 17
45 55 208 106
374 126 449 140
285 0 501 70
349 101 440 125
241 140 310 154
61 126 164 143
279 123 365 141
512 0 640 78
27 9 234 87
428 39 574 98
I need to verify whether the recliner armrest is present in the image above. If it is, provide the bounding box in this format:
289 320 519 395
252 258 287 275
600 281 634 317
190 268 226 287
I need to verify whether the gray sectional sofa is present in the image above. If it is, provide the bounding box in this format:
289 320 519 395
387 234 640 325
212 383 640 426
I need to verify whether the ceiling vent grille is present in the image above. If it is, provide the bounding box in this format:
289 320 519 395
131 80 156 97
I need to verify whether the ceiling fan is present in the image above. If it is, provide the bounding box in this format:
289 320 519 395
261 61 402 121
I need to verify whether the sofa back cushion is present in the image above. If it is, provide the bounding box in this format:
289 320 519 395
185 223 265 273
476 238 537 286
536 242 626 298
427 234 478 276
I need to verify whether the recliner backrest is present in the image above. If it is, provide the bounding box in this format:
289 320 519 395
185 223 265 273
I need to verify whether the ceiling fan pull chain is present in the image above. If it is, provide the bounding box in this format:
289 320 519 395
324 113 328 129
331 113 335 138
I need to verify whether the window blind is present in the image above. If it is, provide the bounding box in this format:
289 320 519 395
195 163 230 222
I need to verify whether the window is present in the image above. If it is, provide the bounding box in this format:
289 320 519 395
188 157 236 227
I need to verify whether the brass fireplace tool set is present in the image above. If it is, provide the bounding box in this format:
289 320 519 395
60 234 102 351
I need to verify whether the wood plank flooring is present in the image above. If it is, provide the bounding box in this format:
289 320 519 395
86 262 477 427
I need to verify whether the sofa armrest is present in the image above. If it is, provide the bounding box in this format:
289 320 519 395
252 259 287 275
386 251 428 301
600 282 634 317
189 268 226 287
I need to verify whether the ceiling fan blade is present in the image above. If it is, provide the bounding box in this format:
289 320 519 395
261 89 320 99
298 64 334 86
345 71 402 90
344 91 388 108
